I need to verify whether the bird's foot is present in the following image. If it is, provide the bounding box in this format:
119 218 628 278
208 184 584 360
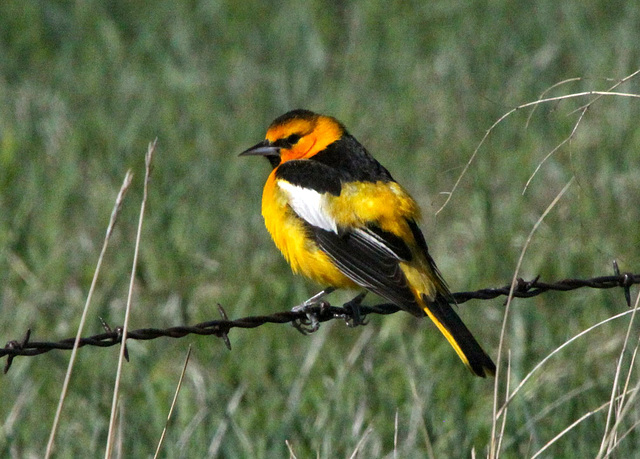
291 301 329 334
340 291 368 327
291 287 335 335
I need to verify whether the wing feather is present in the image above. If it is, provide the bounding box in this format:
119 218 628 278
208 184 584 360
312 225 421 314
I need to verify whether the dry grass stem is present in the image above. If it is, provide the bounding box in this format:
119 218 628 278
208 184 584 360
496 306 639 420
598 289 640 457
45 170 133 458
285 439 298 459
436 69 640 215
489 177 575 458
153 345 192 459
495 351 511 455
531 388 637 459
348 426 373 459
105 139 157 458
393 409 399 459
522 106 587 194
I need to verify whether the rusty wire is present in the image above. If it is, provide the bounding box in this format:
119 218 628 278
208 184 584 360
2 270 638 373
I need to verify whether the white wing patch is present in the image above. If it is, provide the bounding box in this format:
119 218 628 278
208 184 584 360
277 180 338 233
352 227 404 260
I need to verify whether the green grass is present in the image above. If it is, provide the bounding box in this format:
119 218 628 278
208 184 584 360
1 1 640 457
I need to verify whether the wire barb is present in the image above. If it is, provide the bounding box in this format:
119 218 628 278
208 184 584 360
613 260 632 307
3 329 31 374
215 304 232 350
100 317 130 361
1 271 639 371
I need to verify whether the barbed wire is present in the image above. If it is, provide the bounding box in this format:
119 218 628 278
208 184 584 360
2 270 638 373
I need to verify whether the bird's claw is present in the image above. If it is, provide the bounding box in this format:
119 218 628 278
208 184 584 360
340 291 368 327
291 301 328 334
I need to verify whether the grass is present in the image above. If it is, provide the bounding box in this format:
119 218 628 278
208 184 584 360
1 1 640 457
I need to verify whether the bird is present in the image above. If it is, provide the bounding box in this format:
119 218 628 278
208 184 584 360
240 109 495 377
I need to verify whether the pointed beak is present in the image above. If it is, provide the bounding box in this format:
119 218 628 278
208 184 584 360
239 140 281 158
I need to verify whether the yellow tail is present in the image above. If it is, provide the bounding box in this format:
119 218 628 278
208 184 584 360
421 293 495 377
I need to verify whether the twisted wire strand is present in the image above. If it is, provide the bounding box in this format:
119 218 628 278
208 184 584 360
2 272 638 372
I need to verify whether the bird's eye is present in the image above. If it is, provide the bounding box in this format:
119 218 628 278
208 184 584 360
286 134 301 145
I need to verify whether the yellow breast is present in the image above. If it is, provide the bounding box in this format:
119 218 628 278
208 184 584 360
261 170 357 289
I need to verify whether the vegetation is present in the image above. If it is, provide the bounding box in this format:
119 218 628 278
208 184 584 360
1 1 639 457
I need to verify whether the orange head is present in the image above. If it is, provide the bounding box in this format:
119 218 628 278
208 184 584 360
239 109 344 168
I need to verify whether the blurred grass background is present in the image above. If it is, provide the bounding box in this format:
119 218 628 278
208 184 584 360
1 1 639 457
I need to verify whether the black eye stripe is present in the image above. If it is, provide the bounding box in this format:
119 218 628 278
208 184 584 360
286 134 301 144
273 133 301 148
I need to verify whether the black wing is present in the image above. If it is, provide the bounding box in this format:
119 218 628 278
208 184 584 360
311 223 424 316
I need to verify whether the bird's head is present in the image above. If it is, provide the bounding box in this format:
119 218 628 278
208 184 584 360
240 109 344 168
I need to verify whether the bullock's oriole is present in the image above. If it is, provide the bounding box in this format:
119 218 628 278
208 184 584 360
240 109 495 377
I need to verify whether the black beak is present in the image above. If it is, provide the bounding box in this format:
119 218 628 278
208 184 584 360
239 140 280 158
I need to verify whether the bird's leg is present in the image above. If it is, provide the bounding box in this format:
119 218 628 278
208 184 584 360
341 291 368 327
291 286 335 334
